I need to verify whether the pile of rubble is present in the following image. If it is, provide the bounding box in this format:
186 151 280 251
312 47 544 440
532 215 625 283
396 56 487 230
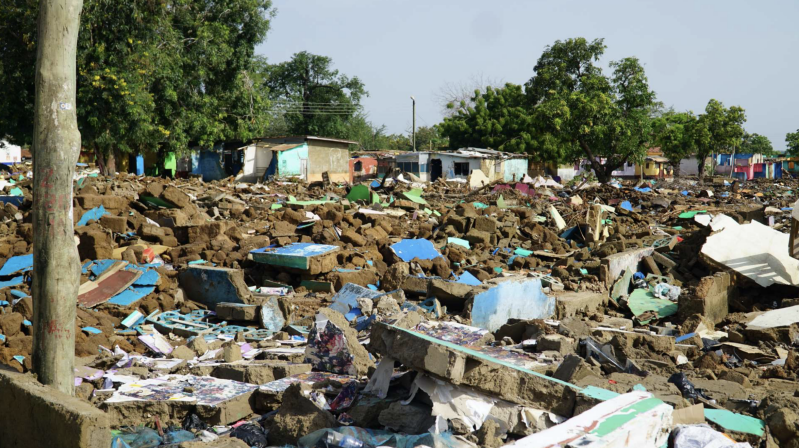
2 167 799 447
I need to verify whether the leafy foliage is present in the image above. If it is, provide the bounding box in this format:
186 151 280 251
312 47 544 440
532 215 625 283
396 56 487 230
0 0 275 158
695 99 746 177
262 51 366 139
786 130 799 158
438 83 536 154
652 111 700 174
740 132 774 157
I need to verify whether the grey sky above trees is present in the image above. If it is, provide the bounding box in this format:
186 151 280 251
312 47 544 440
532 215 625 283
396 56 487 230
258 0 799 151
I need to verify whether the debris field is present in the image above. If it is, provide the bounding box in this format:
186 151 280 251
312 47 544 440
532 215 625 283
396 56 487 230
2 168 799 448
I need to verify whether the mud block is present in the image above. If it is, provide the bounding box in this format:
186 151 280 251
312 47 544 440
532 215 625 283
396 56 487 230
0 368 111 448
162 186 192 208
328 269 378 290
77 230 114 260
679 272 734 324
99 215 127 233
216 303 259 322
464 228 491 246
205 362 312 384
555 291 607 319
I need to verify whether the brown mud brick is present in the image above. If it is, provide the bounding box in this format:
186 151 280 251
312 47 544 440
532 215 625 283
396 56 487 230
679 272 734 324
427 278 474 308
265 383 337 446
161 185 193 208
216 303 260 321
188 222 230 244
652 251 677 271
0 368 111 448
473 216 499 234
555 291 607 319
464 228 491 246
328 269 378 290
340 230 367 247
101 195 129 211
77 229 114 260
99 215 127 233
191 361 312 384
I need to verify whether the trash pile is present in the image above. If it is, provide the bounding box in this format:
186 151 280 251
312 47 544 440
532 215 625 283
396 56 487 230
2 167 799 447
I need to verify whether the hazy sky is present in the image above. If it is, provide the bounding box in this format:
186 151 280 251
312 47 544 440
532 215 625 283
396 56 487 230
256 1 799 150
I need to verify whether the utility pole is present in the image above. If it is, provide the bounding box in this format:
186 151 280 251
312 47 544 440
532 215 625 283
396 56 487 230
410 96 416 152
32 0 84 395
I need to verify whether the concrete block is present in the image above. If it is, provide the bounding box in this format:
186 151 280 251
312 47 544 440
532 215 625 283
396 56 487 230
162 186 192 208
99 215 127 233
601 247 655 287
464 228 491 246
538 334 574 355
0 368 111 448
178 266 252 307
251 243 339 275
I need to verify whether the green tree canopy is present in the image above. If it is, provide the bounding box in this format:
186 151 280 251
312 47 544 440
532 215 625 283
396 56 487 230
0 0 274 172
740 132 774 156
438 83 536 154
652 110 700 175
527 38 659 183
695 99 746 177
786 130 799 157
262 51 366 139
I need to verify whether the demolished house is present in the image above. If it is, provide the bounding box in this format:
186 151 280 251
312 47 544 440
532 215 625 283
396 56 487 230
2 161 799 448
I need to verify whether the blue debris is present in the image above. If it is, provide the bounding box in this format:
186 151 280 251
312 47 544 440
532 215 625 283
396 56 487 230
620 201 633 212
367 284 378 291
0 335 5 343
107 286 156 306
0 254 33 276
121 310 145 328
370 180 381 188
0 276 24 289
455 271 482 286
82 327 102 335
390 239 442 262
681 191 689 196
22 319 31 327
471 278 555 331
633 187 652 193
344 308 363 322
329 283 384 316
77 205 110 227
675 333 696 343
9 290 28 299
90 259 119 277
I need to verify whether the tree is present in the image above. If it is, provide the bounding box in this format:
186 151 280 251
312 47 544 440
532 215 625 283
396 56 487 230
740 132 774 156
694 99 746 178
527 38 660 183
435 73 503 118
32 0 83 395
413 126 448 151
263 51 366 138
652 110 699 176
0 0 275 174
787 130 799 157
438 83 537 154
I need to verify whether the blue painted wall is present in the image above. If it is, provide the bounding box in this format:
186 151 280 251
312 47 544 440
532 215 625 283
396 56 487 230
277 143 308 177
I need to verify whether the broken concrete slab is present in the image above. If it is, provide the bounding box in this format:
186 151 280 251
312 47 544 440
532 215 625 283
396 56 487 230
0 368 111 448
216 302 259 322
600 247 655 287
702 219 799 287
328 282 384 316
178 265 252 306
505 391 672 448
369 321 576 415
103 374 257 426
250 243 339 275
467 277 555 332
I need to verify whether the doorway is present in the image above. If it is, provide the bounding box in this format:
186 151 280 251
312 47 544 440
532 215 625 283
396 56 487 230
430 158 442 181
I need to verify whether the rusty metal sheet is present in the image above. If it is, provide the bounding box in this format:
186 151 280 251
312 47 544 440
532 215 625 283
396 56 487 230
78 269 142 307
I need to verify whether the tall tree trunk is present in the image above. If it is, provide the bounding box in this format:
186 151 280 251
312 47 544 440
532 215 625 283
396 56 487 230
94 146 106 175
32 0 83 396
105 149 116 176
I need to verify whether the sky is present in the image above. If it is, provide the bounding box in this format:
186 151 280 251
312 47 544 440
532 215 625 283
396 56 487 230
256 0 799 151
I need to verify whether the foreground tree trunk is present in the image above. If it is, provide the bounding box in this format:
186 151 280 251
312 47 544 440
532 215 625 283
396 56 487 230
32 0 83 395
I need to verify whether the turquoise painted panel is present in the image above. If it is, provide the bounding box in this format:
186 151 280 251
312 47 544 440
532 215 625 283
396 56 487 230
504 158 528 182
277 143 308 177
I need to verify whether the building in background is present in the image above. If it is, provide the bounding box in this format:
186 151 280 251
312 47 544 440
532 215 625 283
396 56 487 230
239 136 354 183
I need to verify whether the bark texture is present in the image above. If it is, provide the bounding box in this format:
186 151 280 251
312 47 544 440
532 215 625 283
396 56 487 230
32 0 84 395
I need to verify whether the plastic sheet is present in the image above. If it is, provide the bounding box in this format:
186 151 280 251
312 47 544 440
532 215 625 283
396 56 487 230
230 423 268 448
672 424 752 448
668 373 709 400
299 427 471 448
